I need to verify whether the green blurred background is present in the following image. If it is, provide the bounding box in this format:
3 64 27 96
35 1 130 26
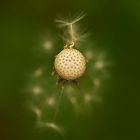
0 0 140 140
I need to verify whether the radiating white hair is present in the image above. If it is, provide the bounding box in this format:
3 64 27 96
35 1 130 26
55 12 88 45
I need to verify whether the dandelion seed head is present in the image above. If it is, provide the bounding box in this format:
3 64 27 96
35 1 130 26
54 48 86 80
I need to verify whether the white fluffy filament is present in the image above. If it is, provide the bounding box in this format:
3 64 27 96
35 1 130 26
55 13 86 46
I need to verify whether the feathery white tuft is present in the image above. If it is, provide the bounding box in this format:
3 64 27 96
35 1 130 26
55 12 87 44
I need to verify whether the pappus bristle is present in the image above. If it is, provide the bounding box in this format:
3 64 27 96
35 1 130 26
55 12 87 45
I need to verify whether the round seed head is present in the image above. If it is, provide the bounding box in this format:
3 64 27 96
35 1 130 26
54 48 86 80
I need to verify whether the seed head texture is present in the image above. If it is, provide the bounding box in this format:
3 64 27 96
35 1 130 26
54 48 86 80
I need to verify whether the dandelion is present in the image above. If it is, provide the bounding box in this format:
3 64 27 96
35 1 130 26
54 12 87 84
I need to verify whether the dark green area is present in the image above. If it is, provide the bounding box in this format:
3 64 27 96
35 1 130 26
0 0 140 140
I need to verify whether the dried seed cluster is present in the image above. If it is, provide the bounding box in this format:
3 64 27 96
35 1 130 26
54 48 86 80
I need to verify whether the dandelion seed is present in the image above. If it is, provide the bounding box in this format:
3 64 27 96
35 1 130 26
84 93 92 103
46 96 56 107
56 12 87 44
93 78 100 88
32 107 42 119
85 50 93 60
94 60 104 69
32 86 42 95
34 68 43 77
43 40 53 51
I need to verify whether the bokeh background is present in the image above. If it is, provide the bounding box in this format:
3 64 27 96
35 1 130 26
0 0 140 140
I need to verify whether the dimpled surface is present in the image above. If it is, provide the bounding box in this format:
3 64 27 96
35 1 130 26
54 48 86 80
